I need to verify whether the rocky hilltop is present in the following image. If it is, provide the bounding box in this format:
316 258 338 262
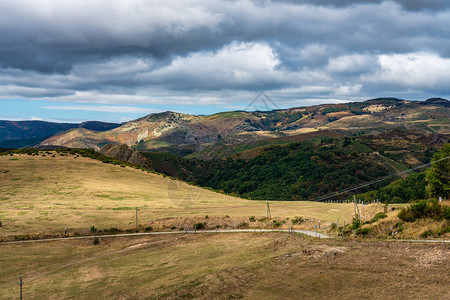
38 98 449 155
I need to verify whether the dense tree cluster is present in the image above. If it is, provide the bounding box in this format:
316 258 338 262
355 173 427 203
197 141 391 201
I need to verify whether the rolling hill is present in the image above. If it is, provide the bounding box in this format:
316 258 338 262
0 151 357 235
38 98 450 154
0 120 121 148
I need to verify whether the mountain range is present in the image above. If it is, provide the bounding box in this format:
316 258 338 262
1 98 448 158
38 97 449 157
0 120 121 148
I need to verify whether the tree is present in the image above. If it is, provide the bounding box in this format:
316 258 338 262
426 144 450 199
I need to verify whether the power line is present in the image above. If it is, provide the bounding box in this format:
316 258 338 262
310 156 449 202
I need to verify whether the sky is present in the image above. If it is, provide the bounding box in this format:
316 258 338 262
1 0 450 123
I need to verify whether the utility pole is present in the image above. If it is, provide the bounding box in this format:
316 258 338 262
266 200 271 220
18 275 23 300
135 207 140 230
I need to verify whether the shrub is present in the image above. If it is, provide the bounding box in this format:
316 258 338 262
356 227 371 235
104 227 122 234
144 226 153 232
370 212 388 223
238 222 248 228
291 216 304 225
273 221 282 227
350 215 361 229
420 229 433 238
93 237 100 245
445 206 450 220
394 222 404 233
398 200 449 222
249 216 256 222
0 220 2 227
194 222 205 230
330 223 337 230
90 226 97 234
391 196 402 203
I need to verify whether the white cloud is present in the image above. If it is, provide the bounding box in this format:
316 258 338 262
143 42 286 89
333 84 363 96
327 54 377 73
365 52 450 90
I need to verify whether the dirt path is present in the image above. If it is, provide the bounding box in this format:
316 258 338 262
1 228 448 246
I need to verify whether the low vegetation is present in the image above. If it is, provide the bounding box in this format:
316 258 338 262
398 200 450 223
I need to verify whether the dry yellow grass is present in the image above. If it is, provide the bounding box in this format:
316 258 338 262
0 153 357 235
0 233 448 299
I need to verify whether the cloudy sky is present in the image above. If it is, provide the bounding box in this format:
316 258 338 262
1 0 450 122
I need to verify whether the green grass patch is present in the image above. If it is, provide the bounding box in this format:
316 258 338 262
112 207 134 210
96 194 111 198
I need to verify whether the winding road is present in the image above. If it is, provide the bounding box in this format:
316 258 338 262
1 228 448 245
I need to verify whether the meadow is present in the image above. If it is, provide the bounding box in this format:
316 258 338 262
0 233 448 299
0 153 360 236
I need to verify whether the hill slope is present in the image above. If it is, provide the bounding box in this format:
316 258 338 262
0 152 356 235
39 98 450 153
0 120 121 148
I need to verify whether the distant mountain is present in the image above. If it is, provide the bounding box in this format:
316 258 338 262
39 98 450 156
0 120 121 148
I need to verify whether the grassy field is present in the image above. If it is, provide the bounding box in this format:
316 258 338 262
0 232 448 299
0 153 362 235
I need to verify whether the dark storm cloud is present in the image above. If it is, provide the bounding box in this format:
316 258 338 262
0 0 449 106
277 0 450 11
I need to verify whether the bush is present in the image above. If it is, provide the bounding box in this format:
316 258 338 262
93 237 100 245
238 222 248 228
391 196 402 203
356 227 371 235
291 216 304 225
398 200 450 222
102 227 122 234
445 206 450 220
194 222 205 230
273 220 283 227
393 222 404 233
249 216 256 222
420 229 433 238
90 226 97 234
370 213 388 223
350 215 361 229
